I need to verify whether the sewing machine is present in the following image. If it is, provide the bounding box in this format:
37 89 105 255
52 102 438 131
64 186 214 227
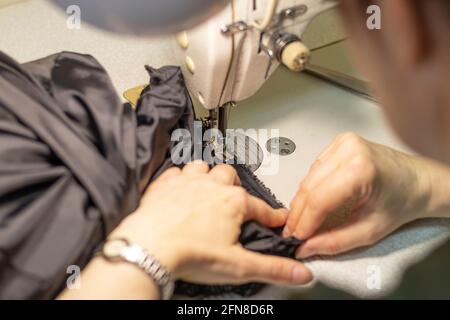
5 0 445 298
53 0 339 134
171 0 338 133
109 0 351 172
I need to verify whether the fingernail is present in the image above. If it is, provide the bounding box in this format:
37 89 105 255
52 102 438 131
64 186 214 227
293 230 306 241
292 265 311 284
282 226 291 237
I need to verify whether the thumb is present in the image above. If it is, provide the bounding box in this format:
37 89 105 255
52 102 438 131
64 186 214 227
245 195 288 228
233 247 313 285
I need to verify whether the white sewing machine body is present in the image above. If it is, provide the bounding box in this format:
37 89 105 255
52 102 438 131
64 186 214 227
174 0 337 112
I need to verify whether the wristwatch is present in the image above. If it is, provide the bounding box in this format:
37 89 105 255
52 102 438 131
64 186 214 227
100 238 174 300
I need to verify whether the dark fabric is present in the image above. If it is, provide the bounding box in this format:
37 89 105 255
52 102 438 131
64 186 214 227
175 164 301 297
0 51 301 299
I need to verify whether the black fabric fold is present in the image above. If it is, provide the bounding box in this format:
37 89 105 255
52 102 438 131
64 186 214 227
0 51 300 299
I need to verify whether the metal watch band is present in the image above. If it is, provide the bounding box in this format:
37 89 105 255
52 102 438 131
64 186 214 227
131 245 174 300
101 239 174 300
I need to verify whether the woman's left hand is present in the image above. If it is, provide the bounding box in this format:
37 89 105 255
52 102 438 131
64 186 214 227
284 132 449 259
112 162 312 286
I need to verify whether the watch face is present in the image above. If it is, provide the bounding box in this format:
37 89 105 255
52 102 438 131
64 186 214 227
103 239 129 260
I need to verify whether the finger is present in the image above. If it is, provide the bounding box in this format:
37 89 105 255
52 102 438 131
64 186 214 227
293 159 374 240
295 217 385 258
232 247 313 285
148 167 182 190
298 155 339 195
285 134 358 236
316 131 352 161
299 133 364 193
286 158 344 237
182 160 210 175
209 164 241 186
244 195 288 228
286 156 340 236
284 194 306 237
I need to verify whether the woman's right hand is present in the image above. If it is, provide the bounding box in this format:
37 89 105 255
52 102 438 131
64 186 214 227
111 161 312 287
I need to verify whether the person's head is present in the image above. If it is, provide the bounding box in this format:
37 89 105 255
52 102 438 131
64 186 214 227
339 0 450 163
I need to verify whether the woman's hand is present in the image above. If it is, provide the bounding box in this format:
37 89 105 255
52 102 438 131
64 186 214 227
284 132 450 259
112 161 312 286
